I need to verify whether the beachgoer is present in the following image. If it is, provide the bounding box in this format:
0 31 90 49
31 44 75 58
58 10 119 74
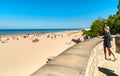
32 38 39 43
0 36 1 41
103 26 117 61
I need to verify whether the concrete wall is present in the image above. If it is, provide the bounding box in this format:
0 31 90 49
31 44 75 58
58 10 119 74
85 38 115 76
31 38 116 76
115 36 120 53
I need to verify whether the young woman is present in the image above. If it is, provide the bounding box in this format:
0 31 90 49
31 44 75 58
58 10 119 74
103 26 117 61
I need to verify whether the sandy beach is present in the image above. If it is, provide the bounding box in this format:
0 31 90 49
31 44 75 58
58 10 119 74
0 30 83 76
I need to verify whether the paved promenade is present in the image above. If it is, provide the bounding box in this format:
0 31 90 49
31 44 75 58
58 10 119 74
31 37 120 76
94 53 120 76
31 38 102 76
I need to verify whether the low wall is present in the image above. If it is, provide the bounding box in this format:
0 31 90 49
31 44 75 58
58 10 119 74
85 38 116 76
31 38 116 76
115 36 120 53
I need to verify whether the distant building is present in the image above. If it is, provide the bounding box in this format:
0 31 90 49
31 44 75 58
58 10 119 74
82 28 90 31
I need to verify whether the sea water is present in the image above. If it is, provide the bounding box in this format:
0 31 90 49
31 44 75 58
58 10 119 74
0 29 82 35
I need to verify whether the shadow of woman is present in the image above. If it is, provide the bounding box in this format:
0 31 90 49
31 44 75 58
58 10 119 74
98 67 118 76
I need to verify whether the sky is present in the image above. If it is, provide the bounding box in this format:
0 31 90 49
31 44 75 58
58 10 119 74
0 0 118 29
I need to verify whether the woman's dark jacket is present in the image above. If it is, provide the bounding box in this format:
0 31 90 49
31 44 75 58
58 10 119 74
103 31 112 48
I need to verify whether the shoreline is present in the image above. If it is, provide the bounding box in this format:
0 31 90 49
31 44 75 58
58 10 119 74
0 29 82 36
0 29 82 38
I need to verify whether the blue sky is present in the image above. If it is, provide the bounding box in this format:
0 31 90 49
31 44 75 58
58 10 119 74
0 0 118 29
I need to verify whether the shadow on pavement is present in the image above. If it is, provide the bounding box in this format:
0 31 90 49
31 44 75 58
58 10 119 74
98 67 118 76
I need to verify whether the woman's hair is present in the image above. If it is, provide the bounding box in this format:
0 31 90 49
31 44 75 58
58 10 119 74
104 26 110 31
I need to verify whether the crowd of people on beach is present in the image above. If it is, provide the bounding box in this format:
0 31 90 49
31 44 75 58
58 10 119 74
0 31 84 44
46 32 63 39
0 33 40 43
0 32 64 43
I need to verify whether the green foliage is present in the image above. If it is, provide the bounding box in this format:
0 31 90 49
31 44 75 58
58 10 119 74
83 0 120 37
83 19 105 37
114 20 120 33
91 19 105 35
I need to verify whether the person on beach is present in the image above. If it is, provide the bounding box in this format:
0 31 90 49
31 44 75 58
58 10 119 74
103 26 117 61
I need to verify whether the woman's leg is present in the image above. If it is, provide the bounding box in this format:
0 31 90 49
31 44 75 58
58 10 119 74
104 46 107 60
107 48 117 61
107 48 112 57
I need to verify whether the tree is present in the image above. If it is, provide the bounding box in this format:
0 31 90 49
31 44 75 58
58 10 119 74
107 15 116 34
83 0 120 37
117 0 120 13
83 19 105 37
114 20 120 34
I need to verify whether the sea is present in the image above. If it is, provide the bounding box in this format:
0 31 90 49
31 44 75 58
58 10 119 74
0 28 82 35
